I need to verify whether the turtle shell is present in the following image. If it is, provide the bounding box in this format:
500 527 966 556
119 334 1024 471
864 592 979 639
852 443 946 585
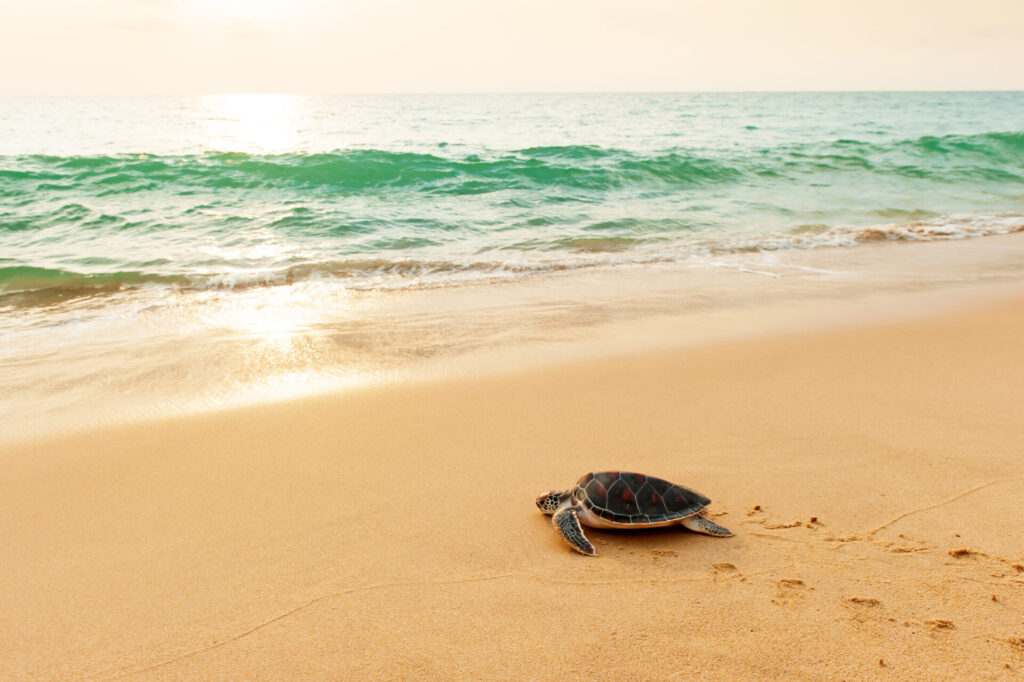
574 471 710 525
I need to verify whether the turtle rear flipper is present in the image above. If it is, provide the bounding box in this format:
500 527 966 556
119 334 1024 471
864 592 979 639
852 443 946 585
553 505 597 556
681 514 733 537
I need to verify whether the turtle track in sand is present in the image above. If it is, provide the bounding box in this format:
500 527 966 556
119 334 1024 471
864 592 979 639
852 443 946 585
110 480 1024 679
730 481 1024 674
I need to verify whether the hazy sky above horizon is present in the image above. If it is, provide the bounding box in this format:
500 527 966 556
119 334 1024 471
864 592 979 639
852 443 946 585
1 0 1022 95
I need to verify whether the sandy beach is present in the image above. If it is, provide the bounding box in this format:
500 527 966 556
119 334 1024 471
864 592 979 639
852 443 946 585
3 0 1023 677
3 272 1023 680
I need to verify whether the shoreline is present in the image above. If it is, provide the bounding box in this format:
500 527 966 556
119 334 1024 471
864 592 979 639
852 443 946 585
4 231 1024 445
2 286 1024 678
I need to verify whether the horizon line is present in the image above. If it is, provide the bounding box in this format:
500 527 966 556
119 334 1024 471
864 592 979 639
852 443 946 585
2 88 1023 98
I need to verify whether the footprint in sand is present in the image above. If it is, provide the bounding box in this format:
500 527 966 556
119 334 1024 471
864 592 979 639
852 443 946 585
939 548 1024 581
743 505 767 524
649 548 677 563
771 578 807 605
743 505 822 531
885 538 930 553
948 548 985 559
764 520 803 530
844 596 883 623
925 619 955 631
711 562 747 582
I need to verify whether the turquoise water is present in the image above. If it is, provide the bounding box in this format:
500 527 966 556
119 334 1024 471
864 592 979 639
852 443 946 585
1 92 1023 439
1 92 1023 303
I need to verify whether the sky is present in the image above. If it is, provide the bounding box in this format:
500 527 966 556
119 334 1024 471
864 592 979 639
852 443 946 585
1 0 1022 95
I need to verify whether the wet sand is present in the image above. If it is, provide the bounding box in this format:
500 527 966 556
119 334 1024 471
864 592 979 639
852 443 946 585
2 282 1024 679
5 232 1024 445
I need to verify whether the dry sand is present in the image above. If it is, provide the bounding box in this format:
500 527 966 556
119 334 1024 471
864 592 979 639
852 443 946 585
2 293 1024 680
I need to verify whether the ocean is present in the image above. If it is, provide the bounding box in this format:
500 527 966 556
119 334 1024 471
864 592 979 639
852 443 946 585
2 92 1023 439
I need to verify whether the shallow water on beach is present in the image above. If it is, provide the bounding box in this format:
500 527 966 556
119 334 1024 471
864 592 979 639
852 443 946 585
1 92 1023 440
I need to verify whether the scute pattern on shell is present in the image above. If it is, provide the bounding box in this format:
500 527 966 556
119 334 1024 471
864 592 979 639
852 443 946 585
576 471 711 525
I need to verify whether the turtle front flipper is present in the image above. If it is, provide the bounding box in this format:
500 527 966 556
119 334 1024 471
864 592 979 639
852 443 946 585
681 513 733 537
552 504 597 556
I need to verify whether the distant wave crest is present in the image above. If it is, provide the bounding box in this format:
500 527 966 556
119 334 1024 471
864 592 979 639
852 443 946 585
1 131 1021 202
0 147 739 198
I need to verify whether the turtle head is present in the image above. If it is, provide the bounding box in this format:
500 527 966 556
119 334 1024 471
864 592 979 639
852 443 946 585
535 490 565 514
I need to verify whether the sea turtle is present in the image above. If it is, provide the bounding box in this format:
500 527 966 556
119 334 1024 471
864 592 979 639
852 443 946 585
536 471 733 556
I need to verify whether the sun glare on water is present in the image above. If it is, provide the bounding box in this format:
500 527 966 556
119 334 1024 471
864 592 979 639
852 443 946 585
200 93 305 153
